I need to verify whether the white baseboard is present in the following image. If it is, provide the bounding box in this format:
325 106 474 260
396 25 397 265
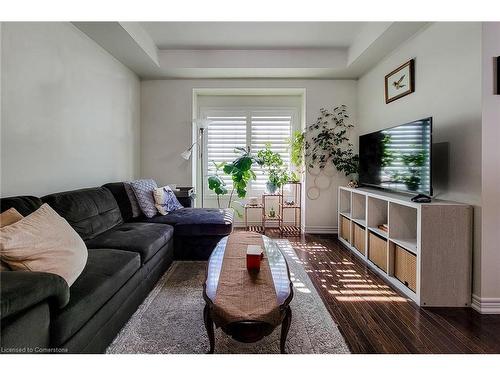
472 294 500 314
305 226 338 234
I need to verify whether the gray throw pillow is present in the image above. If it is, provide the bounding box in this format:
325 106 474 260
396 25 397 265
124 182 141 218
129 179 159 218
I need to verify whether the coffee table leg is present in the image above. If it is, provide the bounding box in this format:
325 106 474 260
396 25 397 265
203 304 215 354
280 306 292 354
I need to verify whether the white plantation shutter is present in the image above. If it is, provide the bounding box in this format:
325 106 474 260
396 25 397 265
202 107 296 196
250 113 292 191
206 114 247 189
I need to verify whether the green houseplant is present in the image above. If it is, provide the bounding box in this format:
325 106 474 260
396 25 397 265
256 144 292 194
207 161 228 209
288 130 305 176
207 147 256 216
304 105 359 179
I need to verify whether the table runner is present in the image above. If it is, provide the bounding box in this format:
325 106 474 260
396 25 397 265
212 232 281 327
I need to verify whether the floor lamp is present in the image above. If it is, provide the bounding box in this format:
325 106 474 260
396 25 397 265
181 119 210 207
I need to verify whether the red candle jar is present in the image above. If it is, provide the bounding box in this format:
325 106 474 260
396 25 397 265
247 245 263 271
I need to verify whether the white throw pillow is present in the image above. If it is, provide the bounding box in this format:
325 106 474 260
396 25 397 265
154 186 183 215
0 204 88 286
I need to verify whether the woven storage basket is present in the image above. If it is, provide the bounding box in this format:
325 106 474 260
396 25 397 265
340 216 351 243
352 222 366 255
368 232 388 272
394 245 417 292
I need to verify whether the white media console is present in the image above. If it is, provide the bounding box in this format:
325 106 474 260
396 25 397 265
337 186 472 307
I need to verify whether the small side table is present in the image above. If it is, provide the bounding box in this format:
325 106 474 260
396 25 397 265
280 182 302 236
174 186 195 208
244 203 264 233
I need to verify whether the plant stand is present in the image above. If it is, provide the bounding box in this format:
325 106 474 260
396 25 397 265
262 193 283 233
244 203 264 233
280 182 302 236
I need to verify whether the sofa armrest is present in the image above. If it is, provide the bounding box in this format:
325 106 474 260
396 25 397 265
1 271 70 319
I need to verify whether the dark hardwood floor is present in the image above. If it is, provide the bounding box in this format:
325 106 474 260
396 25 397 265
262 230 500 354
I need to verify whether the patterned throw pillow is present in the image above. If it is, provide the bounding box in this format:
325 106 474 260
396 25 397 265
124 182 141 218
129 179 159 218
153 186 183 215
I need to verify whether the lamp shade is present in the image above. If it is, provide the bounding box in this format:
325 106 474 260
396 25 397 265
181 149 192 160
193 119 211 129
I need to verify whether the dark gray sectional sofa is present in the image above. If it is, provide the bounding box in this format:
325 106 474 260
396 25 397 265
0 182 233 353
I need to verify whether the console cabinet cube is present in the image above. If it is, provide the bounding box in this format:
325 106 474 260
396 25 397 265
368 232 388 272
394 244 417 292
352 222 366 255
339 215 351 243
338 186 472 307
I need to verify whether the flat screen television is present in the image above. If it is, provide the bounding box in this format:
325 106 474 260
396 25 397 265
358 117 432 196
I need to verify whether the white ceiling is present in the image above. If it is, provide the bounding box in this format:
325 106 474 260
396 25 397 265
140 22 364 49
73 22 429 79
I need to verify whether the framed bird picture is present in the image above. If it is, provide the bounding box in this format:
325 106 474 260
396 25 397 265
385 59 415 103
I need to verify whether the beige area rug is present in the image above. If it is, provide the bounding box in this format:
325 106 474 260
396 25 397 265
106 239 350 354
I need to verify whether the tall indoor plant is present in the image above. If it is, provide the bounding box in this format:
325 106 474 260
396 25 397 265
207 147 256 215
256 144 292 193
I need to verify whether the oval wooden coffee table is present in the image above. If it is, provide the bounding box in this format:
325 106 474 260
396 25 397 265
203 232 294 353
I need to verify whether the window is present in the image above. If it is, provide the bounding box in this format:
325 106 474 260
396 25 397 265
202 107 297 196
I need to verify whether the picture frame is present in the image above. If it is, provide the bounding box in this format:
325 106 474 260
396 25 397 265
495 56 499 95
385 59 415 103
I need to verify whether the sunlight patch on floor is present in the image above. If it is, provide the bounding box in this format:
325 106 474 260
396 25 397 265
277 237 411 304
288 268 312 294
335 296 408 302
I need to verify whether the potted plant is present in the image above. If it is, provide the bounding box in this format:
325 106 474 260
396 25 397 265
207 161 228 209
256 144 292 194
207 146 256 216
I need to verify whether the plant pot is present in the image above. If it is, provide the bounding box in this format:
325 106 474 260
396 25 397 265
266 181 279 194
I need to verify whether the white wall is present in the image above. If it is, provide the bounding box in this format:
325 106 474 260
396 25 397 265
1 22 140 197
141 79 357 231
357 23 483 295
480 22 500 304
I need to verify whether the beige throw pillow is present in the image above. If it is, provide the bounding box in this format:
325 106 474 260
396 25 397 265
0 207 24 228
153 187 168 215
0 208 25 271
0 204 88 286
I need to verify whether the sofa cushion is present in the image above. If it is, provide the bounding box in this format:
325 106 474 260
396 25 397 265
140 208 234 237
0 196 43 216
101 182 135 222
42 187 123 241
84 222 174 263
124 182 142 218
50 248 140 347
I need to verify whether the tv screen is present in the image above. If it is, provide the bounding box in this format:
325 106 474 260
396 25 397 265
358 117 432 196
